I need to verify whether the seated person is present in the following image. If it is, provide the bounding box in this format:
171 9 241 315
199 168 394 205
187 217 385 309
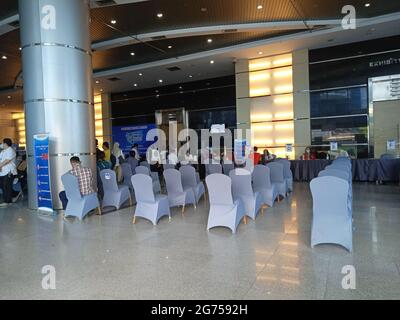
59 156 95 210
301 147 317 160
261 149 275 164
250 146 261 165
97 151 111 171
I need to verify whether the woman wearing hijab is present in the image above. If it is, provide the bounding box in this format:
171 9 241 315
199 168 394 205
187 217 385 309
112 142 125 182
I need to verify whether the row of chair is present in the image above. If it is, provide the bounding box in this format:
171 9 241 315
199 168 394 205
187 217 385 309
310 156 353 252
204 160 294 233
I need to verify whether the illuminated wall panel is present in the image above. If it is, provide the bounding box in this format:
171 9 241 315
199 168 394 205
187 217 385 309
12 112 26 147
94 94 104 147
249 53 294 159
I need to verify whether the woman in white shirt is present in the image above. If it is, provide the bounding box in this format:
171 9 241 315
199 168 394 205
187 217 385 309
0 138 17 207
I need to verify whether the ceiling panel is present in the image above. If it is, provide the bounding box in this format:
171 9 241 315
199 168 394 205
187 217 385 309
0 0 18 21
0 29 21 89
92 29 307 72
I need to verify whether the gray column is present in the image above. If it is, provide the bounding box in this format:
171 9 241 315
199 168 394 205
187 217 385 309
19 0 95 209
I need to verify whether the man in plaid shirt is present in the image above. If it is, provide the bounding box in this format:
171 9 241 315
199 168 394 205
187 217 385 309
59 156 94 209
70 157 94 195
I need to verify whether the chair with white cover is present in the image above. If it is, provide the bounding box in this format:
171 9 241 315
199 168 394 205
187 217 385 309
229 168 263 220
61 173 101 220
206 163 222 175
140 161 150 169
127 158 139 174
252 165 278 207
222 163 235 176
121 162 134 191
163 163 176 171
100 169 132 210
310 176 353 252
276 159 293 192
163 169 196 212
205 174 246 233
266 162 287 199
179 165 205 204
131 174 171 225
135 165 161 193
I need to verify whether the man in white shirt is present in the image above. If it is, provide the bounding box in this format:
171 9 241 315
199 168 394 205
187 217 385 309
0 138 17 207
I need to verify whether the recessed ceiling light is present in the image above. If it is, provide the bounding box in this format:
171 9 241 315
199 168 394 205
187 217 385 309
19 47 21 51
95 80 100 84
139 73 143 76
130 52 135 56
168 45 172 49
156 94 160 98
179 86 183 89
100 89 103 92
365 3 371 7
157 13 163 18
189 75 193 78
7 96 11 99
1 55 7 60
258 51 263 55
257 5 263 10
159 79 163 83
201 7 207 12
111 19 117 24
134 83 138 87
210 60 215 64
207 38 213 43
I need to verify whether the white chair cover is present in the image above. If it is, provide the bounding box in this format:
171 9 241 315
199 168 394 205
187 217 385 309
100 169 131 210
229 168 263 220
163 169 196 208
310 176 353 252
276 159 293 192
135 165 161 193
205 173 246 234
61 173 100 220
131 174 170 225
179 165 205 203
252 165 278 207
206 163 222 175
222 163 234 176
266 162 287 198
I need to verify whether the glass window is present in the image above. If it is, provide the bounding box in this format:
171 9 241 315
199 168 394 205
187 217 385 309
311 115 368 145
310 87 368 117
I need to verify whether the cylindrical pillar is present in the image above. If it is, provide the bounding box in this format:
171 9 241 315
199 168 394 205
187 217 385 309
19 0 95 209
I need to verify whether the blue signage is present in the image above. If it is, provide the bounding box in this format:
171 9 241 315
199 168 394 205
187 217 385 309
234 139 247 164
33 134 53 212
112 124 157 156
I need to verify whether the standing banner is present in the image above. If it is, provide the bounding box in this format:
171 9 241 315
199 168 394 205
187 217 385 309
234 139 247 164
387 139 396 151
33 134 54 213
112 124 157 156
330 141 338 151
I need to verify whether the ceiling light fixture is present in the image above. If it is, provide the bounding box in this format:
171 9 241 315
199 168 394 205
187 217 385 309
95 80 100 84
257 5 263 10
130 52 135 56
1 55 7 60
159 79 163 83
168 45 172 49
7 96 11 99
157 13 163 18
207 38 213 43
365 3 371 7
111 19 117 24
201 7 207 12
139 73 143 76
258 51 263 55
134 83 138 87
210 60 215 64
189 75 193 78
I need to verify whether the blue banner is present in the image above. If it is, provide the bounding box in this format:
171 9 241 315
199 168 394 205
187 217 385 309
33 134 53 212
112 124 157 156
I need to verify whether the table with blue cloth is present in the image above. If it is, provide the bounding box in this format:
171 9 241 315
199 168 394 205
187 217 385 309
290 159 400 182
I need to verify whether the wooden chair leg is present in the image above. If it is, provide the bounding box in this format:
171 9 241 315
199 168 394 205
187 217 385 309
132 216 136 224
244 216 248 225
181 204 185 214
97 206 102 215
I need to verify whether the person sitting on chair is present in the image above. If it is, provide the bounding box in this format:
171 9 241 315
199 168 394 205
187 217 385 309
97 151 111 171
59 156 95 210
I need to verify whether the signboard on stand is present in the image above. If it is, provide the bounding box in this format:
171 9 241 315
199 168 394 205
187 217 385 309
33 134 53 213
330 142 338 151
387 139 396 151
234 139 247 164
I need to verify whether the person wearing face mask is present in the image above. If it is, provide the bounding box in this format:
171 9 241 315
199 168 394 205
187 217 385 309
301 146 316 160
0 138 18 208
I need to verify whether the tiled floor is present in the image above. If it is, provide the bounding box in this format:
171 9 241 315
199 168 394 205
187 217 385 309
0 182 399 300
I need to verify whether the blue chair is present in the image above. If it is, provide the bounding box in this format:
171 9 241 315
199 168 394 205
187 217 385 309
205 174 246 234
121 162 134 192
310 176 352 252
135 165 161 193
131 174 171 225
100 169 132 210
61 173 101 220
276 159 293 192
